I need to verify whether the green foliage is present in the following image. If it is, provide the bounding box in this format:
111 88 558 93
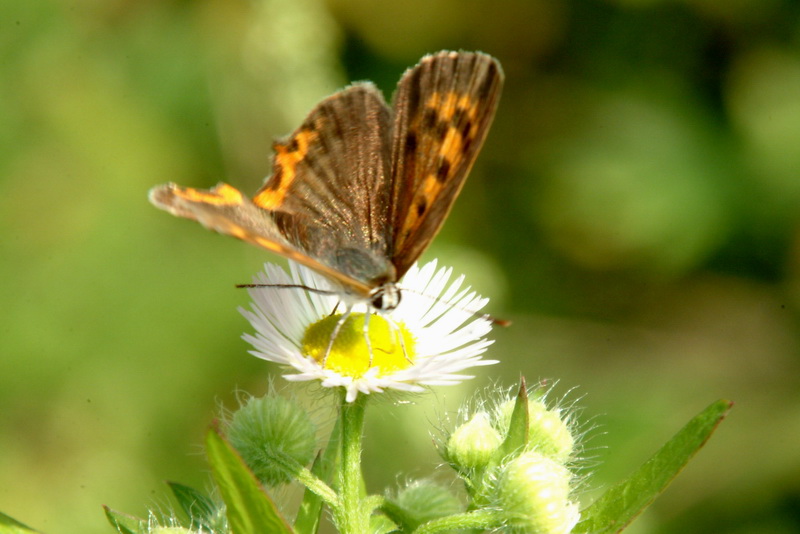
57 385 730 534
294 418 340 534
576 399 733 533
382 480 463 532
0 511 40 534
166 482 222 533
205 430 293 534
496 380 530 460
103 508 147 534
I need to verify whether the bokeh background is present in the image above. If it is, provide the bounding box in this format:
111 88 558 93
3 0 800 532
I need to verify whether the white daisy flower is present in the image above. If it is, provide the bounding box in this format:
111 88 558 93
239 260 498 402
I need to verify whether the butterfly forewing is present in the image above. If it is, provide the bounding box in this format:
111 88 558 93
388 52 503 278
148 182 376 295
252 83 396 290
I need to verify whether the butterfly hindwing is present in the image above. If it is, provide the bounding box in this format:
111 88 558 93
388 52 503 278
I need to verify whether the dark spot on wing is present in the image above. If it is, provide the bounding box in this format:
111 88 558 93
453 107 474 138
267 167 284 191
422 108 438 131
434 119 449 141
405 131 418 154
436 158 451 182
416 198 427 216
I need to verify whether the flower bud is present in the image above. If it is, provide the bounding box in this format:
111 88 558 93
389 480 463 529
495 452 579 534
227 395 316 486
446 411 502 471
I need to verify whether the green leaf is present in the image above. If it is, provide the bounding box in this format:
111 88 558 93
167 481 218 531
381 481 464 532
575 399 733 534
370 514 398 534
103 506 147 534
496 378 529 461
0 511 40 534
292 452 327 534
205 429 294 534
294 417 340 534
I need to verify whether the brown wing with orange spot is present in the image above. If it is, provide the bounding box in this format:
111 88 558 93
148 182 375 296
148 83 395 297
253 83 393 261
388 51 503 278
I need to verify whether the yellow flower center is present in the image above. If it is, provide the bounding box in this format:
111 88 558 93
301 313 416 378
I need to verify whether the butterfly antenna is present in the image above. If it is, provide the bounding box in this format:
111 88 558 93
235 282 340 297
399 285 512 327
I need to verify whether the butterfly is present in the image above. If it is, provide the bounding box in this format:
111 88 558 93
149 51 503 313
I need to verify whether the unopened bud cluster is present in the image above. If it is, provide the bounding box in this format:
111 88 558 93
444 389 581 534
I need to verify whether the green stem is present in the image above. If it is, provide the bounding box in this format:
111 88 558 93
336 389 369 533
363 494 386 516
294 465 340 510
263 449 339 510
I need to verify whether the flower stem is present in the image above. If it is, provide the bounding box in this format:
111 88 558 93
337 389 369 533
293 464 339 509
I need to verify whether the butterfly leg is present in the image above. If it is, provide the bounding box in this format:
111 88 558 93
362 310 375 367
322 306 351 366
384 315 412 363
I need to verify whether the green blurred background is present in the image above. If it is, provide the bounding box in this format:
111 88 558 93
3 0 800 532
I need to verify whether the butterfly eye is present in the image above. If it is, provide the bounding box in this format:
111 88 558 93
371 284 401 311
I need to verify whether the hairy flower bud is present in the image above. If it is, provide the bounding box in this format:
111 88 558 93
447 411 502 471
227 395 316 486
495 451 579 534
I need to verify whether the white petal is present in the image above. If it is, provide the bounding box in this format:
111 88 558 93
240 260 499 401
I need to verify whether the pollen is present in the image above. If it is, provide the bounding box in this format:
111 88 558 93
301 313 416 378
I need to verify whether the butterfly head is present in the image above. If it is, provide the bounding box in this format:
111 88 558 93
369 283 401 312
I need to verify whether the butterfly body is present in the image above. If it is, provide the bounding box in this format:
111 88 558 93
150 51 503 310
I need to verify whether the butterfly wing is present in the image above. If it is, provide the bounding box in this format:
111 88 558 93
388 51 503 278
149 182 375 295
149 83 395 297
